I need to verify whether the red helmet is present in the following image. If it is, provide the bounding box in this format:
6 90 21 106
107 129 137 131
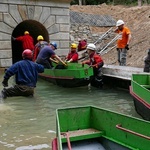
22 49 32 60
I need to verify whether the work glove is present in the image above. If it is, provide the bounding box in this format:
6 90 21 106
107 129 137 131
125 44 129 50
2 78 8 87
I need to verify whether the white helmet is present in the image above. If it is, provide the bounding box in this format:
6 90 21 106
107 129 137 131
87 43 96 51
116 20 124 27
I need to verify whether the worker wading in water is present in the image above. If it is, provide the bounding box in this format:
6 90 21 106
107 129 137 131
82 43 104 88
1 49 44 99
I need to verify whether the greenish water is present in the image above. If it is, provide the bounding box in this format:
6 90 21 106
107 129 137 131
0 75 140 150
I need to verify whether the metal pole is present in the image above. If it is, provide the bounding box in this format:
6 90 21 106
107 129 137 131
99 34 120 54
94 27 113 45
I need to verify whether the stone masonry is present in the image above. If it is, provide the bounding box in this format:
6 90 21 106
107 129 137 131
0 0 71 67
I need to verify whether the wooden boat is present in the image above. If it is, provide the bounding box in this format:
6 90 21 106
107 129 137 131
130 73 150 121
52 106 150 150
38 63 94 88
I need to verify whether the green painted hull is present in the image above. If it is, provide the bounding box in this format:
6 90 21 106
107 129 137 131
53 106 150 150
39 63 94 87
130 74 150 120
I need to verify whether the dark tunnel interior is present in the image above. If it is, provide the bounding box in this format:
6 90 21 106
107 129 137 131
12 20 49 63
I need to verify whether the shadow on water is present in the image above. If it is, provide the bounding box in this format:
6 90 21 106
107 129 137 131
0 75 141 150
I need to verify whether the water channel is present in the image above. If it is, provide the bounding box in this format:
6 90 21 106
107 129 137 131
0 74 141 150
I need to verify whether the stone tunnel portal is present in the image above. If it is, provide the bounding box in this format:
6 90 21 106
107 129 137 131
12 20 49 63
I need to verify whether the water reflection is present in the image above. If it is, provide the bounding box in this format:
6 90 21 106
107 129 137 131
0 76 140 150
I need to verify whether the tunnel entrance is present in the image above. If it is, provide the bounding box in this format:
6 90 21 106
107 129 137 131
12 20 49 63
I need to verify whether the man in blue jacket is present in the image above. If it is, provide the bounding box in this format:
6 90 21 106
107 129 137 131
1 49 44 99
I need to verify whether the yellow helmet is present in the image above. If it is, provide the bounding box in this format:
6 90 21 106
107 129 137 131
71 43 77 49
37 35 44 41
24 31 29 35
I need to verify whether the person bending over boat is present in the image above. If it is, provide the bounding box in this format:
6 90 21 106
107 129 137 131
1 49 44 99
33 35 49 62
36 42 67 69
65 43 78 63
82 43 104 87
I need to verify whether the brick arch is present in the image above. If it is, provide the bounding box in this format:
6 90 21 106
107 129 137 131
12 20 49 63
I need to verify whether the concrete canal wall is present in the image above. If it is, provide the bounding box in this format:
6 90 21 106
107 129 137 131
102 65 144 89
102 65 143 80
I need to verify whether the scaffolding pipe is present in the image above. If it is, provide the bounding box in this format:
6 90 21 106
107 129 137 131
99 34 120 54
94 27 113 45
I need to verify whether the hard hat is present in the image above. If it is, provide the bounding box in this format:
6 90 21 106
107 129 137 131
22 49 32 60
71 43 77 49
50 42 57 49
24 31 29 35
116 20 124 27
87 43 96 51
37 35 44 41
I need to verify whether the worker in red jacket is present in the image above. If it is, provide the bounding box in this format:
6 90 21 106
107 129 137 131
65 43 78 63
78 39 87 51
12 31 34 51
82 43 104 76
82 43 104 88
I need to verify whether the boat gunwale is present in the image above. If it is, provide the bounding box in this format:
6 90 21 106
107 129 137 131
129 86 150 109
54 105 150 150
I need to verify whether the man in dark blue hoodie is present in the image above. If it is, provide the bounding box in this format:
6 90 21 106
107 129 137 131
144 49 150 72
1 49 44 99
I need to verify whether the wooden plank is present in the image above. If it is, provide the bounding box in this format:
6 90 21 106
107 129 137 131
61 128 103 143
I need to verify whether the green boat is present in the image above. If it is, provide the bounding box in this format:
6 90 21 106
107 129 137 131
130 73 150 121
39 62 99 88
52 106 150 150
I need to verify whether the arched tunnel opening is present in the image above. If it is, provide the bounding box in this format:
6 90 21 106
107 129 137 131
12 20 49 63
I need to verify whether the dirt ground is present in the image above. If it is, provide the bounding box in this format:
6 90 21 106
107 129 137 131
70 4 150 68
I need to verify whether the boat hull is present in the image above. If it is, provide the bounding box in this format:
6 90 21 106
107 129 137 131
52 106 150 150
130 86 150 121
130 74 150 121
39 74 90 87
38 63 103 88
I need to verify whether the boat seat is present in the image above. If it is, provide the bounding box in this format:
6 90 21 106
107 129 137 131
61 128 104 143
